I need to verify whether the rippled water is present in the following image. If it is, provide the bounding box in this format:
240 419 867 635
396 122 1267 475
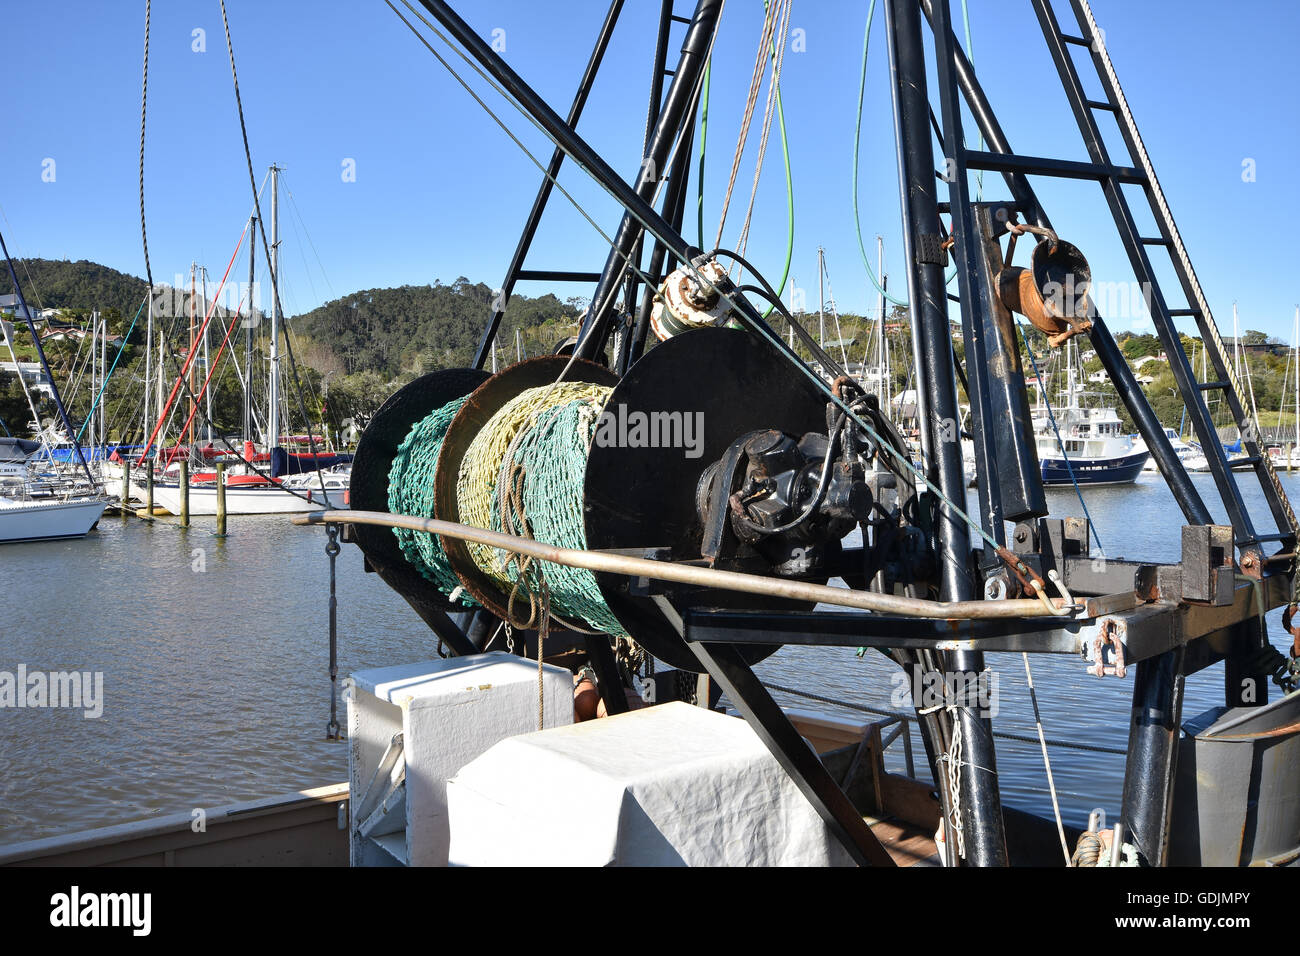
0 471 1295 844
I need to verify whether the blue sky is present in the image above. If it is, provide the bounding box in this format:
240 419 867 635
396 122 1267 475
3 0 1298 342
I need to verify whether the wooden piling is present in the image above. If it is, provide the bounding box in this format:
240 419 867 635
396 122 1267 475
146 463 154 514
216 461 227 537
120 461 131 511
179 460 190 528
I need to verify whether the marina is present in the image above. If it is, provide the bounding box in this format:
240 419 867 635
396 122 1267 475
1 0 1297 887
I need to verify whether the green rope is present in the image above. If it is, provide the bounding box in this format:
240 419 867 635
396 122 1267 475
852 0 967 307
388 396 479 606
491 397 629 636
697 59 710 250
387 389 629 635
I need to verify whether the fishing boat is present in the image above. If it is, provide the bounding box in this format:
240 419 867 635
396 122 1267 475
1032 341 1148 485
8 0 1299 874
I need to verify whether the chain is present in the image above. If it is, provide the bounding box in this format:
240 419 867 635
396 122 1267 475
942 714 965 862
325 524 342 740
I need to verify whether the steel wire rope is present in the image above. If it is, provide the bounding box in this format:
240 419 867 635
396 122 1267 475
135 1 323 506
381 0 1077 590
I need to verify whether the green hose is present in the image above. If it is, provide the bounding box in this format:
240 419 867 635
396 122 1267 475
853 0 971 307
697 0 795 319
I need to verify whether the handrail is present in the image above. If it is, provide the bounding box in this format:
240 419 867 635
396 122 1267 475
293 509 1081 621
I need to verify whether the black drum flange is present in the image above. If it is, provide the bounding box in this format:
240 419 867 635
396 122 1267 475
348 367 492 628
584 328 831 672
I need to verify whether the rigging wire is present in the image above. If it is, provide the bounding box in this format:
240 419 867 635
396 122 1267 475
387 0 1052 566
280 171 336 301
134 0 327 506
383 0 692 342
74 294 149 445
1018 326 1104 555
218 0 331 484
703 0 795 317
713 0 779 251
734 0 791 260
852 0 967 306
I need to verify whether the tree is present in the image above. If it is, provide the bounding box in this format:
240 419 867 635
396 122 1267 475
0 372 41 436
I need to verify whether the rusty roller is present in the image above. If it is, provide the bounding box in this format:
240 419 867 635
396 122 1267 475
997 224 1094 348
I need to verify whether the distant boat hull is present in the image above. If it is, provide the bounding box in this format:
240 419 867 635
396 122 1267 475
0 497 107 543
1041 450 1149 486
150 482 343 516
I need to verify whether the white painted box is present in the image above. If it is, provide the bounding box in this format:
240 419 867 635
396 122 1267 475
347 652 573 866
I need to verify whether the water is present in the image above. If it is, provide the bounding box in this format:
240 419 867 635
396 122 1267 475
1 471 1295 845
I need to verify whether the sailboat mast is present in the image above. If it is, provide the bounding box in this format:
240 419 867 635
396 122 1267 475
268 165 281 451
202 267 212 445
189 262 196 452
89 312 97 458
98 311 106 453
817 246 825 349
1293 305 1299 451
244 213 256 446
142 285 153 459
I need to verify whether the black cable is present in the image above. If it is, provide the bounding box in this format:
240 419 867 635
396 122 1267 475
132 0 329 507
218 0 328 493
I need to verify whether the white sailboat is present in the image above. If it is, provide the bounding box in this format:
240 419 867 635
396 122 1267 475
0 239 109 544
0 491 107 544
139 166 348 516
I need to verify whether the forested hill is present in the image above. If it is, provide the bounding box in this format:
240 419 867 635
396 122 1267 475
0 258 147 317
290 277 583 377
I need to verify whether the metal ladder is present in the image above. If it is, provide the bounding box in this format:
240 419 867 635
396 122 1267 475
474 0 699 371
1021 0 1298 562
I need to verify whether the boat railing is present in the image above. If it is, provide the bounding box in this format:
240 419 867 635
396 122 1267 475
761 680 1127 786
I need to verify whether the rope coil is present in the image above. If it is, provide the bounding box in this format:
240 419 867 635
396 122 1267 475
388 395 478 605
388 382 629 636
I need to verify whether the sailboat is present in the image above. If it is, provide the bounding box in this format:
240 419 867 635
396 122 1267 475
0 234 108 542
143 166 350 516
1265 306 1300 470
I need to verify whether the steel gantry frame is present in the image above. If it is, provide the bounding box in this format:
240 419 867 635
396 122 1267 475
402 0 1296 868
471 0 712 374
